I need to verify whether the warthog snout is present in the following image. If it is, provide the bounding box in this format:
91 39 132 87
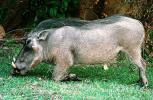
11 31 48 75
11 58 28 75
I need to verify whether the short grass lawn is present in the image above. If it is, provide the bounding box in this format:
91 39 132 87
0 40 153 100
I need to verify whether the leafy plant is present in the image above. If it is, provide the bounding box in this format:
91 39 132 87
29 0 80 25
0 0 79 27
0 8 8 24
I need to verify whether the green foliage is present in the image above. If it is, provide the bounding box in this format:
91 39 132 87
29 0 80 25
148 30 153 40
0 8 8 24
144 30 153 65
0 0 79 27
0 0 17 24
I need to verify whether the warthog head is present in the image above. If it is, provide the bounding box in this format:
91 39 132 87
12 31 49 75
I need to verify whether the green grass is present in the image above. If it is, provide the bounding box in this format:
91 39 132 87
1 41 153 100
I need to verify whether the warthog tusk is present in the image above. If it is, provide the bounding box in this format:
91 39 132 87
13 57 16 62
12 61 16 68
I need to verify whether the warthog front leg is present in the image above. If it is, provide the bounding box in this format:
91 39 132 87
52 50 73 81
52 65 69 81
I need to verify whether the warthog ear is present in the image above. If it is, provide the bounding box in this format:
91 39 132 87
38 31 49 40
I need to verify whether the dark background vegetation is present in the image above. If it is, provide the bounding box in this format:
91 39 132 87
0 0 79 31
0 0 152 62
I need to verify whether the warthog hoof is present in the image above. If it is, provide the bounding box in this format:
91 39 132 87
137 78 148 88
61 74 82 82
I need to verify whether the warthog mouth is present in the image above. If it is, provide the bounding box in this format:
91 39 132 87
11 58 27 76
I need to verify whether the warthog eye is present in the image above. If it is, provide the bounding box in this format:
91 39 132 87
20 58 24 62
25 39 33 49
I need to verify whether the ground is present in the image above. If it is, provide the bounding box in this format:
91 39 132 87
0 40 153 100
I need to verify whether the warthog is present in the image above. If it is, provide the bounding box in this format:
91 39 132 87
12 15 148 87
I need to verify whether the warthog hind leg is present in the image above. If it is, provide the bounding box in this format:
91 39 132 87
126 48 148 87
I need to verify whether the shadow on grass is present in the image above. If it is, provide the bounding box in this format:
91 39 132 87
23 61 153 88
